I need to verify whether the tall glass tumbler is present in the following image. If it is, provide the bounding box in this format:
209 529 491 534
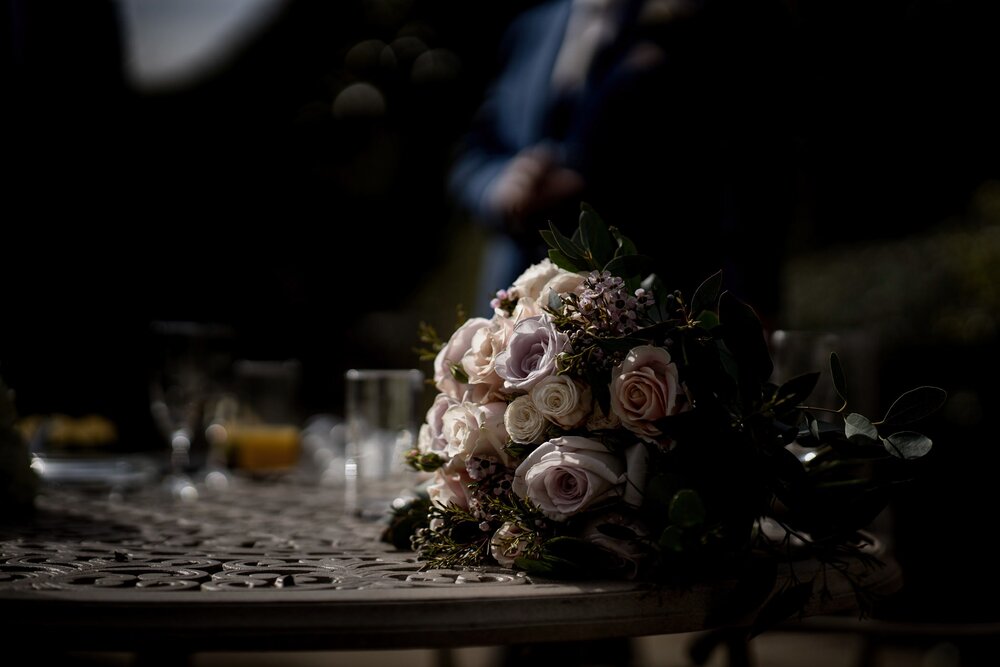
344 368 425 517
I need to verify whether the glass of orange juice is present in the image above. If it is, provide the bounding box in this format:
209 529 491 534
221 359 303 475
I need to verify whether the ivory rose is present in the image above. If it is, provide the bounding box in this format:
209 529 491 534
441 401 513 469
510 259 562 301
504 395 549 445
512 436 648 521
538 270 587 310
509 296 543 323
494 315 568 392
530 375 591 429
509 258 587 311
610 345 683 442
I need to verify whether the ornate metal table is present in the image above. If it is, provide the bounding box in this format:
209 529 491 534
0 475 900 652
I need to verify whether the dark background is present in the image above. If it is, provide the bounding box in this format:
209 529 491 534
2 0 999 624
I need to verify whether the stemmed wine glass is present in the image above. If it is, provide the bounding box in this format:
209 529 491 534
148 321 234 500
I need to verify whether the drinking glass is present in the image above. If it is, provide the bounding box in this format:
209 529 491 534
222 359 302 475
148 321 234 500
344 368 425 518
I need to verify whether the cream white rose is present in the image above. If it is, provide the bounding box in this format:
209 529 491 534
530 375 591 429
511 258 562 301
510 296 543 322
504 395 549 444
441 401 513 469
610 345 683 442
538 270 587 310
512 436 648 521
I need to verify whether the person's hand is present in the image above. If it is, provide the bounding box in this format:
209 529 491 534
489 146 584 235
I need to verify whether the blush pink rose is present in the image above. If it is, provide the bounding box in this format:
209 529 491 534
417 393 457 456
434 317 493 403
610 345 683 442
427 467 473 510
460 315 513 401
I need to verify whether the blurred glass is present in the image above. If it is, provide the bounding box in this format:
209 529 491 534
344 368 424 518
216 359 302 475
148 321 235 500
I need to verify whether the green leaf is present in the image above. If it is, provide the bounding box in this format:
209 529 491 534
640 273 672 322
773 372 821 412
547 248 580 273
880 386 948 427
513 555 560 577
844 413 879 443
609 226 637 257
830 352 848 405
515 536 620 579
669 489 706 528
808 416 821 441
690 270 723 320
883 431 933 460
603 253 656 280
450 363 469 384
696 310 720 330
578 203 614 267
546 220 587 262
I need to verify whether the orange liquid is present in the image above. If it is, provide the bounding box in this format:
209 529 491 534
227 424 300 471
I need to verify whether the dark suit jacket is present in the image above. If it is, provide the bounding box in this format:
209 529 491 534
448 0 795 319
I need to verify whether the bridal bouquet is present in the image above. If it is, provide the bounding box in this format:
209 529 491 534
386 204 944 616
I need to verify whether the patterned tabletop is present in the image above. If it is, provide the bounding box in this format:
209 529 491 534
0 474 899 651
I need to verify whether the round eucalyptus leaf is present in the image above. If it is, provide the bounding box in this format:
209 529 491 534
883 431 933 460
844 412 878 443
669 489 706 528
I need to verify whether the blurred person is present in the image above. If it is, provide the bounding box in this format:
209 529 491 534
447 0 795 322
